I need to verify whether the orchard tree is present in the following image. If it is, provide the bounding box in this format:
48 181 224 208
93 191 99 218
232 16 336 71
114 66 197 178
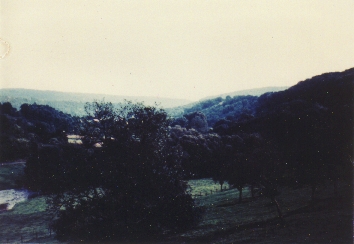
170 125 223 179
222 134 252 203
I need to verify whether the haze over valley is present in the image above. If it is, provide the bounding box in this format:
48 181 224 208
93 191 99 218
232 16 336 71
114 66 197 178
0 86 288 116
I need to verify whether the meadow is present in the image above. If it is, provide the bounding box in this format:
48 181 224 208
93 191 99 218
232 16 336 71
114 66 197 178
0 163 57 243
176 179 352 243
0 164 352 243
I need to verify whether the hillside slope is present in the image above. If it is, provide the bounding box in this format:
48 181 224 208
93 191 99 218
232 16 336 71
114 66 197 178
167 87 287 125
201 86 288 100
0 89 192 115
170 68 353 127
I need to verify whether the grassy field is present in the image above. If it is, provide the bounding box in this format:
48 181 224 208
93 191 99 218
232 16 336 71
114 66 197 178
178 179 353 243
0 163 352 243
0 196 59 243
188 178 230 197
0 163 59 243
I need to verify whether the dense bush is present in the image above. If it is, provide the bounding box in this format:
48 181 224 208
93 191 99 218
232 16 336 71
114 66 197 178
25 101 202 242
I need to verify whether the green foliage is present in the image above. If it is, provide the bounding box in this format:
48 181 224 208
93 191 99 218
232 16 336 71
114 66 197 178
0 135 30 162
0 102 17 115
170 125 224 179
177 95 258 126
26 101 202 242
219 68 353 202
184 111 209 133
0 101 79 162
0 107 29 161
0 163 25 190
20 103 77 136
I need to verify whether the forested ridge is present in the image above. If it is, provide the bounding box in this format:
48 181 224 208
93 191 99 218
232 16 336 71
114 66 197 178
167 86 287 126
0 89 192 116
0 67 353 242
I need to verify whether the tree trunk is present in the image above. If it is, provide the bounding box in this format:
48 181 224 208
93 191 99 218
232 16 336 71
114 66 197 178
251 185 255 199
271 196 283 221
238 187 243 203
311 183 316 212
220 182 224 192
311 183 316 203
333 179 338 196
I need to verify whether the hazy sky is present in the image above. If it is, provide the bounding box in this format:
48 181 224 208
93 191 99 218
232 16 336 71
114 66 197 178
1 1 353 101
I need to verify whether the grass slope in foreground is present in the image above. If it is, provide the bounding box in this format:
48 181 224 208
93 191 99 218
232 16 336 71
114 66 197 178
178 179 352 243
0 163 58 243
0 164 352 243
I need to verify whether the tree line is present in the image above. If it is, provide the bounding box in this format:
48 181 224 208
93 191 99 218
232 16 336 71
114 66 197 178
0 102 78 161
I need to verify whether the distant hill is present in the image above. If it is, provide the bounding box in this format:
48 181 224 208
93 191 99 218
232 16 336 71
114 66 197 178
200 86 288 100
0 89 192 116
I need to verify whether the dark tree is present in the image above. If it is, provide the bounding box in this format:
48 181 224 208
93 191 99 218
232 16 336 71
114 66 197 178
184 111 209 133
34 101 202 242
24 143 88 193
170 125 223 179
0 102 17 115
19 103 76 142
209 134 246 203
171 116 188 127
